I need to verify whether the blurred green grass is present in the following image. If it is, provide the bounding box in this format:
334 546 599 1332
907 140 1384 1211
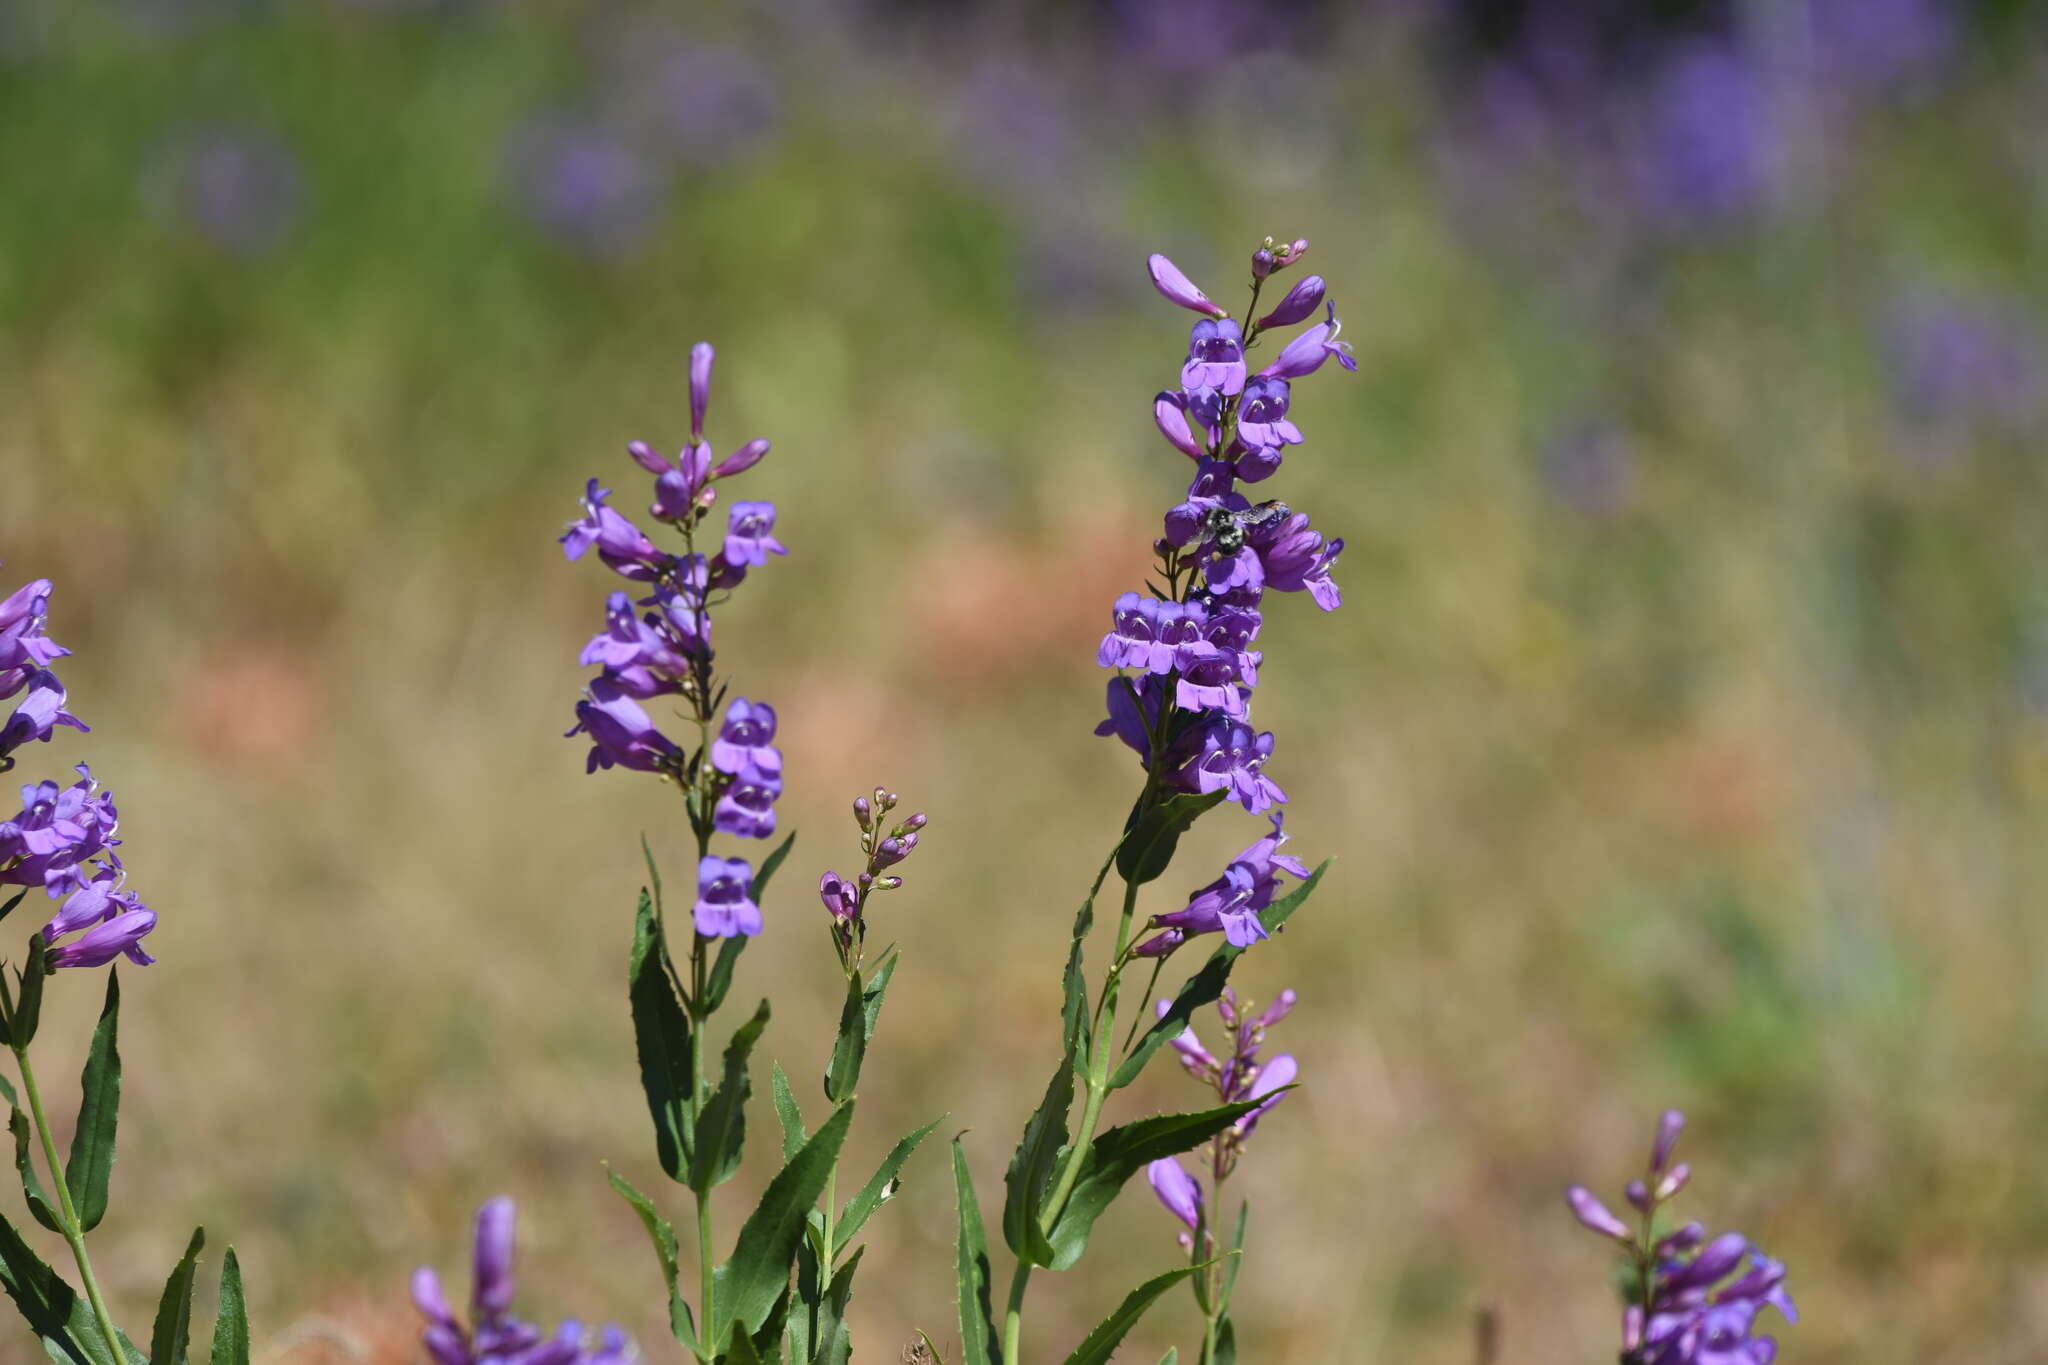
2 3 2048 1363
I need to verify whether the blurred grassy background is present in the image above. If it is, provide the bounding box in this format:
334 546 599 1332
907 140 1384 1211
3 0 2047 1361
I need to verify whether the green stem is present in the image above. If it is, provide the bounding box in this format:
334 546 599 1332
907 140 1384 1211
1201 1309 1219 1365
1001 1262 1028 1363
689 939 714 1361
13 1046 126 1365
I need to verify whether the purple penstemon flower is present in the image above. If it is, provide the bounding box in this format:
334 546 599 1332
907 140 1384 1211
1093 673 1170 765
413 1198 627 1365
1153 391 1208 460
1181 318 1247 398
1098 594 1209 675
0 765 120 895
580 592 698 698
1568 1110 1797 1365
1144 982 1303 1221
628 440 714 522
1235 377 1303 467
1255 274 1326 329
721 501 787 568
1257 301 1356 380
709 697 781 777
1148 813 1308 948
1250 510 1342 612
1146 1156 1205 1249
0 578 68 696
713 762 782 839
560 480 668 581
0 671 88 770
566 674 681 775
1164 461 1243 548
1147 253 1227 318
694 855 761 938
41 868 156 970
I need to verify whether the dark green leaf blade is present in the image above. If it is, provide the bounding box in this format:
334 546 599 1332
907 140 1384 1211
824 957 897 1104
711 1101 855 1353
808 1244 863 1365
207 1249 248 1365
1001 1058 1071 1268
1115 790 1229 887
770 1063 808 1162
147 1227 205 1365
0 1205 102 1365
751 832 798 901
950 1138 999 1365
605 1168 695 1351
66 970 121 1232
1057 1263 1206 1365
704 936 750 1016
1046 1101 1261 1271
834 1117 941 1257
691 999 770 1193
629 893 694 1181
0 890 27 928
1110 861 1327 1091
11 1105 62 1233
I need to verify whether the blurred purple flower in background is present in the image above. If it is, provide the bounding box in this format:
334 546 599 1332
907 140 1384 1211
413 1198 627 1365
506 116 665 256
601 38 782 170
1633 40 1779 227
1542 417 1636 516
148 125 304 254
1882 288 2042 458
1805 0 1955 102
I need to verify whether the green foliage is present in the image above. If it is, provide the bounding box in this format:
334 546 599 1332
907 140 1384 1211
208 1250 248 1365
148 1228 205 1365
1111 862 1328 1091
710 1101 855 1355
770 1063 807 1162
949 1138 1000 1365
0 1205 136 1365
1001 1059 1070 1269
606 1168 696 1351
67 970 121 1233
0 892 25 929
1116 791 1230 888
692 999 771 1193
9 1103 61 1233
628 893 694 1182
1057 1263 1207 1365
1045 1101 1260 1271
824 956 897 1104
833 1116 940 1258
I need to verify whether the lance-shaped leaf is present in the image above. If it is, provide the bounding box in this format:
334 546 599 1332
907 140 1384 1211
629 893 694 1181
1001 1057 1070 1268
710 1101 855 1353
692 999 770 1192
606 1168 696 1351
809 1245 863 1365
67 970 121 1231
704 936 749 1018
0 1205 115 1365
1217 1201 1249 1318
11 935 48 1051
1058 1263 1208 1365
771 1064 807 1162
149 1228 206 1365
0 890 26 928
1116 790 1229 888
746 1280 793 1365
751 831 798 900
949 1139 1000 1365
824 957 897 1103
1045 1100 1261 1270
208 1249 248 1365
1157 1352 1178 1365
1213 1315 1238 1365
788 1236 863 1365
1062 890 1096 1065
1110 861 1327 1091
9 1103 61 1233
834 1116 940 1257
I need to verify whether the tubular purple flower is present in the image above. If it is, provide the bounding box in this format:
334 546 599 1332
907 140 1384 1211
473 1197 517 1317
1099 595 1209 675
689 342 714 439
1255 988 1298 1029
1132 927 1184 958
1153 392 1206 459
1656 1162 1692 1201
1147 253 1226 318
819 872 859 920
1093 674 1167 764
1651 1108 1687 1172
0 671 88 767
1256 275 1326 329
722 501 788 567
0 579 68 694
694 855 761 938
1236 377 1303 460
713 438 771 479
1181 319 1247 397
710 698 781 777
1234 1052 1296 1136
1256 303 1357 380
1566 1185 1631 1241
1175 718 1285 814
713 762 782 839
560 480 667 580
567 674 681 775
1146 1157 1204 1231
44 907 156 970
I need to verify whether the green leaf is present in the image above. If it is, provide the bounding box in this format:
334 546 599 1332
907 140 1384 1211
641 836 665 910
949 1138 999 1365
722 1321 768 1365
1061 893 1095 1064
1110 861 1328 1091
629 893 694 1182
606 1168 695 1351
1218 1201 1249 1317
704 937 750 1017
752 832 798 900
746 1280 793 1365
1115 790 1229 887
0 1205 118 1365
1045 1101 1261 1270
148 1228 205 1365
1213 1315 1237 1365
770 1064 807 1162
1001 1057 1070 1269
824 957 897 1103
692 999 770 1193
12 935 49 1051
808 1245 862 1365
0 890 26 928
207 1249 248 1365
1157 1351 1178 1365
10 1105 61 1233
1057 1263 1207 1365
710 1101 855 1353
833 1117 941 1257
66 970 121 1232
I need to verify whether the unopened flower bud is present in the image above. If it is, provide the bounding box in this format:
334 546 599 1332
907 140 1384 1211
1565 1186 1631 1242
853 796 872 828
874 836 904 866
1257 275 1326 329
1625 1180 1652 1212
1251 246 1277 279
1216 987 1239 1028
713 438 770 479
1654 1162 1691 1202
819 872 860 921
1254 988 1297 1029
900 812 928 833
857 872 874 888
1650 1109 1685 1173
877 875 902 890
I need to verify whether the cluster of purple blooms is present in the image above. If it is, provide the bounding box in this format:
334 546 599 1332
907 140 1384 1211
1568 1111 1797 1365
817 788 928 971
560 344 788 940
0 574 156 971
1146 986 1298 1246
1097 240 1347 958
412 1199 630 1365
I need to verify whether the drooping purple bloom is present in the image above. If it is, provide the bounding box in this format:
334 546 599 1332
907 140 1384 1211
1147 253 1226 318
710 698 781 777
1153 392 1207 460
1150 813 1308 947
1255 275 1326 330
1098 594 1209 674
1257 301 1355 380
1181 318 1247 397
713 762 782 839
1174 718 1284 814
818 872 859 921
1236 377 1303 463
1172 645 1251 719
580 592 696 697
694 855 761 938
1146 1157 1203 1232
722 502 787 568
1093 674 1169 765
1250 510 1342 611
1164 461 1242 548
560 481 667 580
0 579 69 697
0 671 88 769
43 908 156 970
413 1198 627 1365
0 766 120 896
566 675 680 775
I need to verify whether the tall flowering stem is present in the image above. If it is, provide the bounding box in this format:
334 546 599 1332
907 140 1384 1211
965 237 1341 1365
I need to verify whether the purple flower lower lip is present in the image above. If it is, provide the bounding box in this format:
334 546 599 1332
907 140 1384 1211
722 501 788 568
1182 318 1247 397
710 697 780 776
694 854 761 938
